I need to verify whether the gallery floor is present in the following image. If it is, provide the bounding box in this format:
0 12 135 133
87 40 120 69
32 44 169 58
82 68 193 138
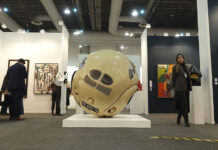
0 109 217 150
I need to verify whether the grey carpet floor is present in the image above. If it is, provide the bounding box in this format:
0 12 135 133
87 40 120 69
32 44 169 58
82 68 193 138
0 110 217 150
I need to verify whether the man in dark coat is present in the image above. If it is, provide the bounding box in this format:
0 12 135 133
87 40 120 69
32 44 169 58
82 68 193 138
7 59 27 120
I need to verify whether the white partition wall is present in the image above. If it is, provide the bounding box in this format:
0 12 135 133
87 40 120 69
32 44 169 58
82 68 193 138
195 0 215 124
0 32 63 113
137 29 148 115
60 25 69 114
0 31 3 80
130 29 148 115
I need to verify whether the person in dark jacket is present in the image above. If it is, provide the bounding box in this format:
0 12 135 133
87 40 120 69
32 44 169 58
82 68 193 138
66 84 71 109
51 82 57 115
50 82 61 116
171 53 192 127
0 75 11 115
7 58 27 120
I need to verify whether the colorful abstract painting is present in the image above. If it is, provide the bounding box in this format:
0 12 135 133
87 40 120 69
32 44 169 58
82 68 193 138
157 64 174 98
34 63 58 94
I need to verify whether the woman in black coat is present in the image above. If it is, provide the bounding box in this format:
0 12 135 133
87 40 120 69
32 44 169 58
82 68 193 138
171 53 192 127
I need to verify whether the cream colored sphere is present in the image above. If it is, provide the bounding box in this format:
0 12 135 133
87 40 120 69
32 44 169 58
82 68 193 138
72 50 138 117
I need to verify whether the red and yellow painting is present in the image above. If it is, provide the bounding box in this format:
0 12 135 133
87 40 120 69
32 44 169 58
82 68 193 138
157 64 174 98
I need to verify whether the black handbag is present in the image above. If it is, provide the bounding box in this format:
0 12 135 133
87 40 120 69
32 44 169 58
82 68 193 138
189 64 202 80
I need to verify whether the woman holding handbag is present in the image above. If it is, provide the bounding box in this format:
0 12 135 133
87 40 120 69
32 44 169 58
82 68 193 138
171 53 192 127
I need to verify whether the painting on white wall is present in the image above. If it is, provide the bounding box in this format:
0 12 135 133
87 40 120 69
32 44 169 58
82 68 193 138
8 59 30 98
34 63 58 94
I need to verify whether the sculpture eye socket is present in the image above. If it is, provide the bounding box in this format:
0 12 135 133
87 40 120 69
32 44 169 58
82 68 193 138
90 70 102 80
79 57 87 69
129 62 136 79
101 74 113 85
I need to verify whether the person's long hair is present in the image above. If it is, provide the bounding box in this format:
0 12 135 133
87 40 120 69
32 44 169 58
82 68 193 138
175 53 185 73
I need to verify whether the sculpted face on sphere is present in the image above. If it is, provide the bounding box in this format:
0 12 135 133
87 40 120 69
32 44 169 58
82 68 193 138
72 50 138 117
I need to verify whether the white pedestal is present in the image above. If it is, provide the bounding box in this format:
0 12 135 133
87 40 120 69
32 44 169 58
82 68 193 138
62 114 151 128
189 86 205 124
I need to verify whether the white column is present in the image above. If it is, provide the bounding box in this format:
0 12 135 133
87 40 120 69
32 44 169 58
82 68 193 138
193 0 215 124
60 25 69 114
141 29 149 114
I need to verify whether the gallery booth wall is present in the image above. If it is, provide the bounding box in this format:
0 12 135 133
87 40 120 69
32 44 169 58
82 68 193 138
147 36 200 113
208 0 218 123
0 30 68 113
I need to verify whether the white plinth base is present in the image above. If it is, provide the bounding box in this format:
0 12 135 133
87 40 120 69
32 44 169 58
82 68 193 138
63 114 151 128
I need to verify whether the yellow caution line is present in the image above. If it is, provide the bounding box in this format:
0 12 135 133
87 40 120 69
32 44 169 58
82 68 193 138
182 138 191 141
149 136 218 142
150 136 161 139
202 139 214 142
192 138 202 141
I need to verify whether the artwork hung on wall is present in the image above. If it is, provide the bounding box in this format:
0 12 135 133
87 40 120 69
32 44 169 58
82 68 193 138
157 64 174 98
34 63 58 94
8 59 30 98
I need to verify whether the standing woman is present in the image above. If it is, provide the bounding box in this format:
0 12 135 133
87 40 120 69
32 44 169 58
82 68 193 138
171 53 192 127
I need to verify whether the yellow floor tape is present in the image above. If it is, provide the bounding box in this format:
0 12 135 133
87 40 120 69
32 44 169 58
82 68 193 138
150 136 218 142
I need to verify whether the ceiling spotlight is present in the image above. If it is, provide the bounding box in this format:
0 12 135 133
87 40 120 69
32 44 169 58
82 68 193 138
129 32 134 37
186 32 191 36
164 33 169 37
140 9 145 15
26 29 30 32
40 29 45 33
78 45 83 48
73 31 80 36
175 33 180 37
131 9 138 17
73 8 77 13
120 45 125 50
64 8 71 15
180 33 184 36
3 7 8 12
146 24 151 28
73 29 83 36
1 23 7 29
73 31 79 35
124 32 129 36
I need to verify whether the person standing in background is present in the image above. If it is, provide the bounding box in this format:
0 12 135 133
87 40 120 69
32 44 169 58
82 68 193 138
7 58 27 120
0 74 10 115
171 53 192 127
51 82 57 116
66 84 71 109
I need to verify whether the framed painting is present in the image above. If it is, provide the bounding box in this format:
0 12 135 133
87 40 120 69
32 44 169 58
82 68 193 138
8 59 30 98
157 64 174 98
34 63 58 94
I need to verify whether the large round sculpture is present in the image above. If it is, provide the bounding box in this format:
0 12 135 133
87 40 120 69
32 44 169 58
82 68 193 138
72 50 138 117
